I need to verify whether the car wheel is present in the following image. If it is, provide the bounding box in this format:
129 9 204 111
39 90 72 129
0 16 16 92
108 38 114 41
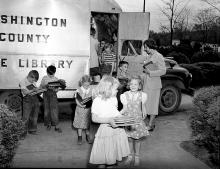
159 85 182 114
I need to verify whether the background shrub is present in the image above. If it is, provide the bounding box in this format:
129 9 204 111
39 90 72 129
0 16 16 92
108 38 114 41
175 42 194 60
180 62 220 88
0 104 25 168
189 86 220 165
166 51 190 64
191 51 220 63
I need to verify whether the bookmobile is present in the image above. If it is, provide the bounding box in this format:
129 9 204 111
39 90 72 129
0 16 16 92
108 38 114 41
0 0 150 117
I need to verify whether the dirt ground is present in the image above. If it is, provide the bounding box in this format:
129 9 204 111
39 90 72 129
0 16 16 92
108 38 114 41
12 94 211 169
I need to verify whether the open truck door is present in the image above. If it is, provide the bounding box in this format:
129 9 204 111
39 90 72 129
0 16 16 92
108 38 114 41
118 12 150 76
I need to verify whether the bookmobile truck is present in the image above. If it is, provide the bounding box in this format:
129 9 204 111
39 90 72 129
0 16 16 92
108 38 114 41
0 0 150 118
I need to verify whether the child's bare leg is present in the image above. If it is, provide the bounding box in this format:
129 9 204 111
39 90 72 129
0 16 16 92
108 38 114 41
85 129 93 144
77 128 82 136
77 129 83 145
124 138 134 165
134 140 141 166
85 129 90 135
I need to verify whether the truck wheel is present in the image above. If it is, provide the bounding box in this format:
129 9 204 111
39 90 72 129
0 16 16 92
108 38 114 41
159 85 182 114
0 90 22 119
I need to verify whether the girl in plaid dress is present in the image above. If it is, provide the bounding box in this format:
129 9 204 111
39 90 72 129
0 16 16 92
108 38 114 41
73 75 93 145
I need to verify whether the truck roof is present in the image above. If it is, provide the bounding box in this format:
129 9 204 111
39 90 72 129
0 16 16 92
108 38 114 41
90 0 122 13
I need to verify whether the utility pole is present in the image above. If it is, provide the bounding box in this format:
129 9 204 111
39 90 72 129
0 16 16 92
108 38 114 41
143 0 145 12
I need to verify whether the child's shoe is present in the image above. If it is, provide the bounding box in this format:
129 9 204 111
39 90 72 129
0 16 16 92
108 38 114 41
46 125 51 130
54 127 62 133
77 136 82 145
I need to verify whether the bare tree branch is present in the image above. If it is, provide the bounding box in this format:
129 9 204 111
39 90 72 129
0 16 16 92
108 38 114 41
201 0 220 12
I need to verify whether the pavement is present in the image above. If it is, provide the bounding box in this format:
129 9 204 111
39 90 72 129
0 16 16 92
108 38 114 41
12 94 211 169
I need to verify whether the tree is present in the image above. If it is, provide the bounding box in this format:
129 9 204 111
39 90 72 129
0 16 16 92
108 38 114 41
193 8 219 43
159 0 191 45
174 8 192 40
201 0 220 13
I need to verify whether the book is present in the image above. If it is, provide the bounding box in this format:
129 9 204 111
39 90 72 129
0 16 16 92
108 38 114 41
75 92 92 108
47 79 66 89
26 84 36 90
143 61 158 71
28 88 47 96
114 115 141 127
143 61 153 68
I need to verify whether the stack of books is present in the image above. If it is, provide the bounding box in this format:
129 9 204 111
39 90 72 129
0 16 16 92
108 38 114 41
114 115 140 127
143 60 158 71
47 79 66 89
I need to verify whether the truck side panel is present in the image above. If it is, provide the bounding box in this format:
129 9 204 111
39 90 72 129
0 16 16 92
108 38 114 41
0 0 90 93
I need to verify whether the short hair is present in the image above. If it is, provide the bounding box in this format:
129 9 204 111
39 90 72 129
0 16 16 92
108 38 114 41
47 65 56 75
28 70 39 82
119 61 129 67
104 43 113 50
128 75 143 91
144 39 157 49
94 75 119 100
79 75 92 87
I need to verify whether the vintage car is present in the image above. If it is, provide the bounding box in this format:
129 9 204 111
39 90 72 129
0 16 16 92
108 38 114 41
159 58 194 114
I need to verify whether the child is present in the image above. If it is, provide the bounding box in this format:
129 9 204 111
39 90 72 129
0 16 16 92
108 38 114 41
97 39 106 65
89 75 130 168
19 70 40 138
40 65 62 133
101 43 117 75
120 75 149 167
117 60 130 80
117 61 130 111
73 75 93 145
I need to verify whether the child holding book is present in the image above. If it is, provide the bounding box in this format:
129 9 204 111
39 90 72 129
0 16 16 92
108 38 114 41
19 70 40 138
73 75 93 145
40 65 62 133
120 75 149 167
89 75 130 168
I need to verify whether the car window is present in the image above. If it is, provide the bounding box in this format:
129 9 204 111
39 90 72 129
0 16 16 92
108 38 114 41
121 40 142 56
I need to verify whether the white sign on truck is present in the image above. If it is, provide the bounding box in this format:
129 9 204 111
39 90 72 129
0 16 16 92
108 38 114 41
0 0 90 90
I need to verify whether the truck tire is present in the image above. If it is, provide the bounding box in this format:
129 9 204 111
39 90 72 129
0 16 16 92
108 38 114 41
159 85 182 114
0 90 22 119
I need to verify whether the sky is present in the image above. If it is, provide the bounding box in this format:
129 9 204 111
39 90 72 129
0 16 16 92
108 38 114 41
114 0 217 32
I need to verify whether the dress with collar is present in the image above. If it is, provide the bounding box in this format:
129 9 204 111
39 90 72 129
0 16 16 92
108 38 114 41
73 86 93 129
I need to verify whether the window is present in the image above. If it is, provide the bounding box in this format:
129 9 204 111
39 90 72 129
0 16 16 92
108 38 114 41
121 40 142 56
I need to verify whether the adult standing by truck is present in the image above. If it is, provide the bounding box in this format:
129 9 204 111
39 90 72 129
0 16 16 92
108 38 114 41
90 27 100 78
142 39 166 131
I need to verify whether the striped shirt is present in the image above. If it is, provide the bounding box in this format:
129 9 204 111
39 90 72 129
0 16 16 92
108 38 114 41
102 51 117 64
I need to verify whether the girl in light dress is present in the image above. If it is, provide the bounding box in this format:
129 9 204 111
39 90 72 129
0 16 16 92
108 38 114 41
120 75 149 167
89 75 130 168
